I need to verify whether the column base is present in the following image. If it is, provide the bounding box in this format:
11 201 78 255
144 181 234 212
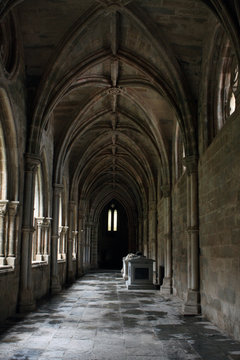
0 257 7 266
7 256 16 267
18 289 36 313
183 290 201 315
51 276 62 294
160 277 172 295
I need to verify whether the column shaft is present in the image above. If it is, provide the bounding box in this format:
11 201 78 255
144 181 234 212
51 184 63 293
19 153 40 312
183 155 200 315
160 185 172 295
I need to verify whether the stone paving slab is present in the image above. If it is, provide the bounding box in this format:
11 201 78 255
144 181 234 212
0 271 240 360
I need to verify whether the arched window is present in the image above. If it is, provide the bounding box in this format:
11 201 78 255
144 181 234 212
32 164 48 263
107 204 118 232
0 123 7 200
0 123 8 266
0 90 19 269
207 29 239 143
58 182 68 261
174 122 185 182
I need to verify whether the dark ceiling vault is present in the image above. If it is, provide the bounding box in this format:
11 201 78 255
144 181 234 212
11 0 238 222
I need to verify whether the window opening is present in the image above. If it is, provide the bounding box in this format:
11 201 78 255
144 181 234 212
108 209 112 231
113 209 117 231
107 204 118 232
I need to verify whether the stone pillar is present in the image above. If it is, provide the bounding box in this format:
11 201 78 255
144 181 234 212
59 225 68 260
86 224 91 265
138 216 143 253
183 155 201 315
77 213 84 276
19 153 40 312
160 185 173 295
35 217 44 261
148 200 157 282
148 201 156 258
50 183 63 294
157 203 164 285
90 222 97 268
143 210 148 256
0 200 8 265
43 217 51 261
7 201 19 261
72 231 78 258
67 201 75 283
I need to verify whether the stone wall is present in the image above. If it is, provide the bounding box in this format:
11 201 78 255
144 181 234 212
0 271 19 320
172 172 188 299
32 264 51 300
58 262 67 286
199 108 240 340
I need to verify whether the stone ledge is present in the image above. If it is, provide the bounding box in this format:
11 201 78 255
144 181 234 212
32 261 48 268
57 259 66 264
0 265 14 274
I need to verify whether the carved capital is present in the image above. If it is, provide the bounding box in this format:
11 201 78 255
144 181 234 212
43 217 52 227
8 201 19 217
161 184 171 198
60 225 68 235
35 217 45 228
0 200 9 215
25 153 41 172
183 155 198 175
69 201 76 211
53 183 64 196
187 226 199 234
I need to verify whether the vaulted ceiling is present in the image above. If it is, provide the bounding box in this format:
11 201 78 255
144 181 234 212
16 0 214 218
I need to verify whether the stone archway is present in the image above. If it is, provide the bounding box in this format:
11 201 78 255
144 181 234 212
98 199 129 269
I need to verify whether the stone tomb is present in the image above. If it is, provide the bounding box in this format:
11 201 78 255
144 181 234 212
126 256 155 290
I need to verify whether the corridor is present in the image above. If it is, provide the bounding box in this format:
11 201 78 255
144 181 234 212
0 272 240 360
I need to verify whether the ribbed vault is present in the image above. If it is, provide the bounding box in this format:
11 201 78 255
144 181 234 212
18 0 214 253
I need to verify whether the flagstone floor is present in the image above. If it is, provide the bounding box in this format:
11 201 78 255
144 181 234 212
0 271 240 360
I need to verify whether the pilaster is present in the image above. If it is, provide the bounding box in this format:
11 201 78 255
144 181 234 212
67 201 76 283
160 184 172 295
183 155 201 315
7 201 19 263
50 183 63 294
19 154 40 312
0 200 9 265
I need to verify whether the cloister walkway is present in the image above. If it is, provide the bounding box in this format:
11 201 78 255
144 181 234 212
0 271 240 360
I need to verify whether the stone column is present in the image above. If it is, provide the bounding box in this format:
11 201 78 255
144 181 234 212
35 217 44 261
148 201 157 259
160 185 173 295
62 226 68 258
19 153 40 312
143 210 148 256
67 201 75 283
7 201 19 262
0 200 8 265
148 200 157 282
183 155 201 315
157 203 164 286
89 222 97 268
50 183 63 294
72 230 78 258
138 216 143 253
77 213 84 276
43 217 51 261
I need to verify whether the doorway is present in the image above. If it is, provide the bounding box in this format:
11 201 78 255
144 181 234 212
98 200 129 269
